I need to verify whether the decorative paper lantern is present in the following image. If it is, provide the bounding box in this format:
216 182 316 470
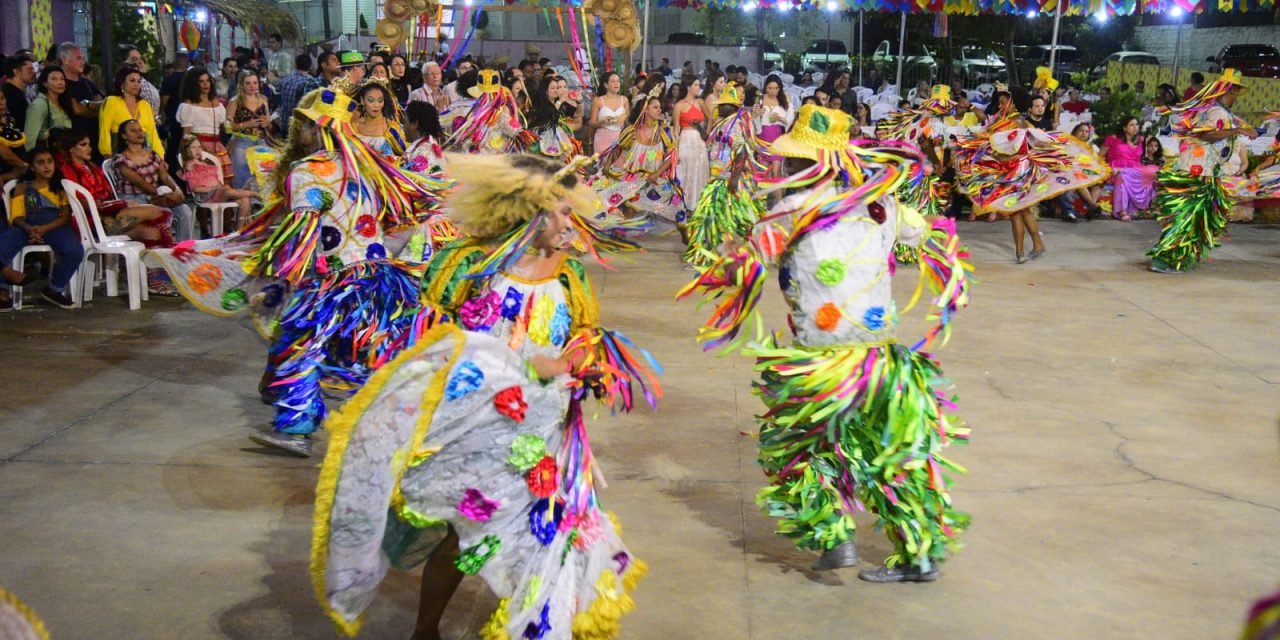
179 20 201 51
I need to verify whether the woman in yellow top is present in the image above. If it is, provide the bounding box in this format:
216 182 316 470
98 66 163 156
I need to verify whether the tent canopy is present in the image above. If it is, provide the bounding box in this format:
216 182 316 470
654 0 1273 15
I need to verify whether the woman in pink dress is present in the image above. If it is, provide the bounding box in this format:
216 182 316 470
753 74 792 177
1102 116 1157 221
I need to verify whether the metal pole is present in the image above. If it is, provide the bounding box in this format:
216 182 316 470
1048 0 1062 74
322 0 333 40
1171 18 1184 86
894 12 906 94
641 0 651 73
857 9 863 85
98 0 115 81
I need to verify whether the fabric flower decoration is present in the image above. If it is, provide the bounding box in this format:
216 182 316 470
455 535 502 575
220 288 248 311
1189 164 1203 177
494 386 528 422
355 214 378 238
365 243 387 260
814 302 842 332
458 488 500 522
815 259 846 286
522 602 552 640
528 296 556 345
863 305 886 331
549 303 571 347
509 435 547 470
460 291 502 332
867 201 886 224
529 498 564 545
566 511 603 550
260 284 284 308
613 551 631 573
501 286 524 321
445 361 485 401
305 187 334 210
778 265 792 291
526 456 558 498
320 225 342 251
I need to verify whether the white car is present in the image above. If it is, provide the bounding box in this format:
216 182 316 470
1091 51 1160 80
871 41 938 82
952 46 1007 84
802 40 850 70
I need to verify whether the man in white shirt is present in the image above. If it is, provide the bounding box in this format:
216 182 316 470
408 61 450 111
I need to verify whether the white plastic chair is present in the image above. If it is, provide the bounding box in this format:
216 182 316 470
63 179 149 310
5 179 83 310
110 155 198 240
181 151 238 238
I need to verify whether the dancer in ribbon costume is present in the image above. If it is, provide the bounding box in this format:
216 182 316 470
954 96 1108 263
143 87 454 457
0 587 49 640
877 84 961 264
590 90 686 228
678 105 973 581
444 69 536 155
684 82 768 267
1147 70 1258 273
312 153 660 640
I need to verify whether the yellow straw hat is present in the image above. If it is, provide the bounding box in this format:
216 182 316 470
769 105 852 162
294 87 359 126
717 81 745 106
1212 68 1248 94
467 69 503 98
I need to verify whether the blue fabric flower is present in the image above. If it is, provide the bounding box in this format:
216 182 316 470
305 187 330 210
261 284 284 308
549 303 571 347
366 243 387 260
501 286 524 321
522 602 552 640
445 361 484 401
863 305 886 331
345 181 360 200
779 265 792 291
528 498 563 545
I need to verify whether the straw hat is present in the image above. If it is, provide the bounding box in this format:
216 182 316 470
294 87 359 126
919 84 955 115
769 105 853 162
467 69 503 98
1210 68 1248 94
717 81 744 106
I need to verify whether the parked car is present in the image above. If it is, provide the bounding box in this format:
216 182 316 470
952 46 1007 84
1091 51 1160 80
801 40 849 70
665 32 708 45
739 36 783 70
1016 45 1082 84
871 41 938 82
1206 44 1280 79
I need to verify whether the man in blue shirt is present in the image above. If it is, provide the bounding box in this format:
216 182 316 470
277 53 321 130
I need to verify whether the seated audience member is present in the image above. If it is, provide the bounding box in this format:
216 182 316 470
0 145 83 309
111 119 195 240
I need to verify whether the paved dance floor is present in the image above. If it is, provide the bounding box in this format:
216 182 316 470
2 219 1278 639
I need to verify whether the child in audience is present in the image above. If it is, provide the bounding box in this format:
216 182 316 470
0 145 84 310
177 134 253 231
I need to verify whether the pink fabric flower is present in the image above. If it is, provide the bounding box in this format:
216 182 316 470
458 488 500 522
459 291 502 331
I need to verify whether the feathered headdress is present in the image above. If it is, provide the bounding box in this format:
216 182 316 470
1033 67 1059 92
